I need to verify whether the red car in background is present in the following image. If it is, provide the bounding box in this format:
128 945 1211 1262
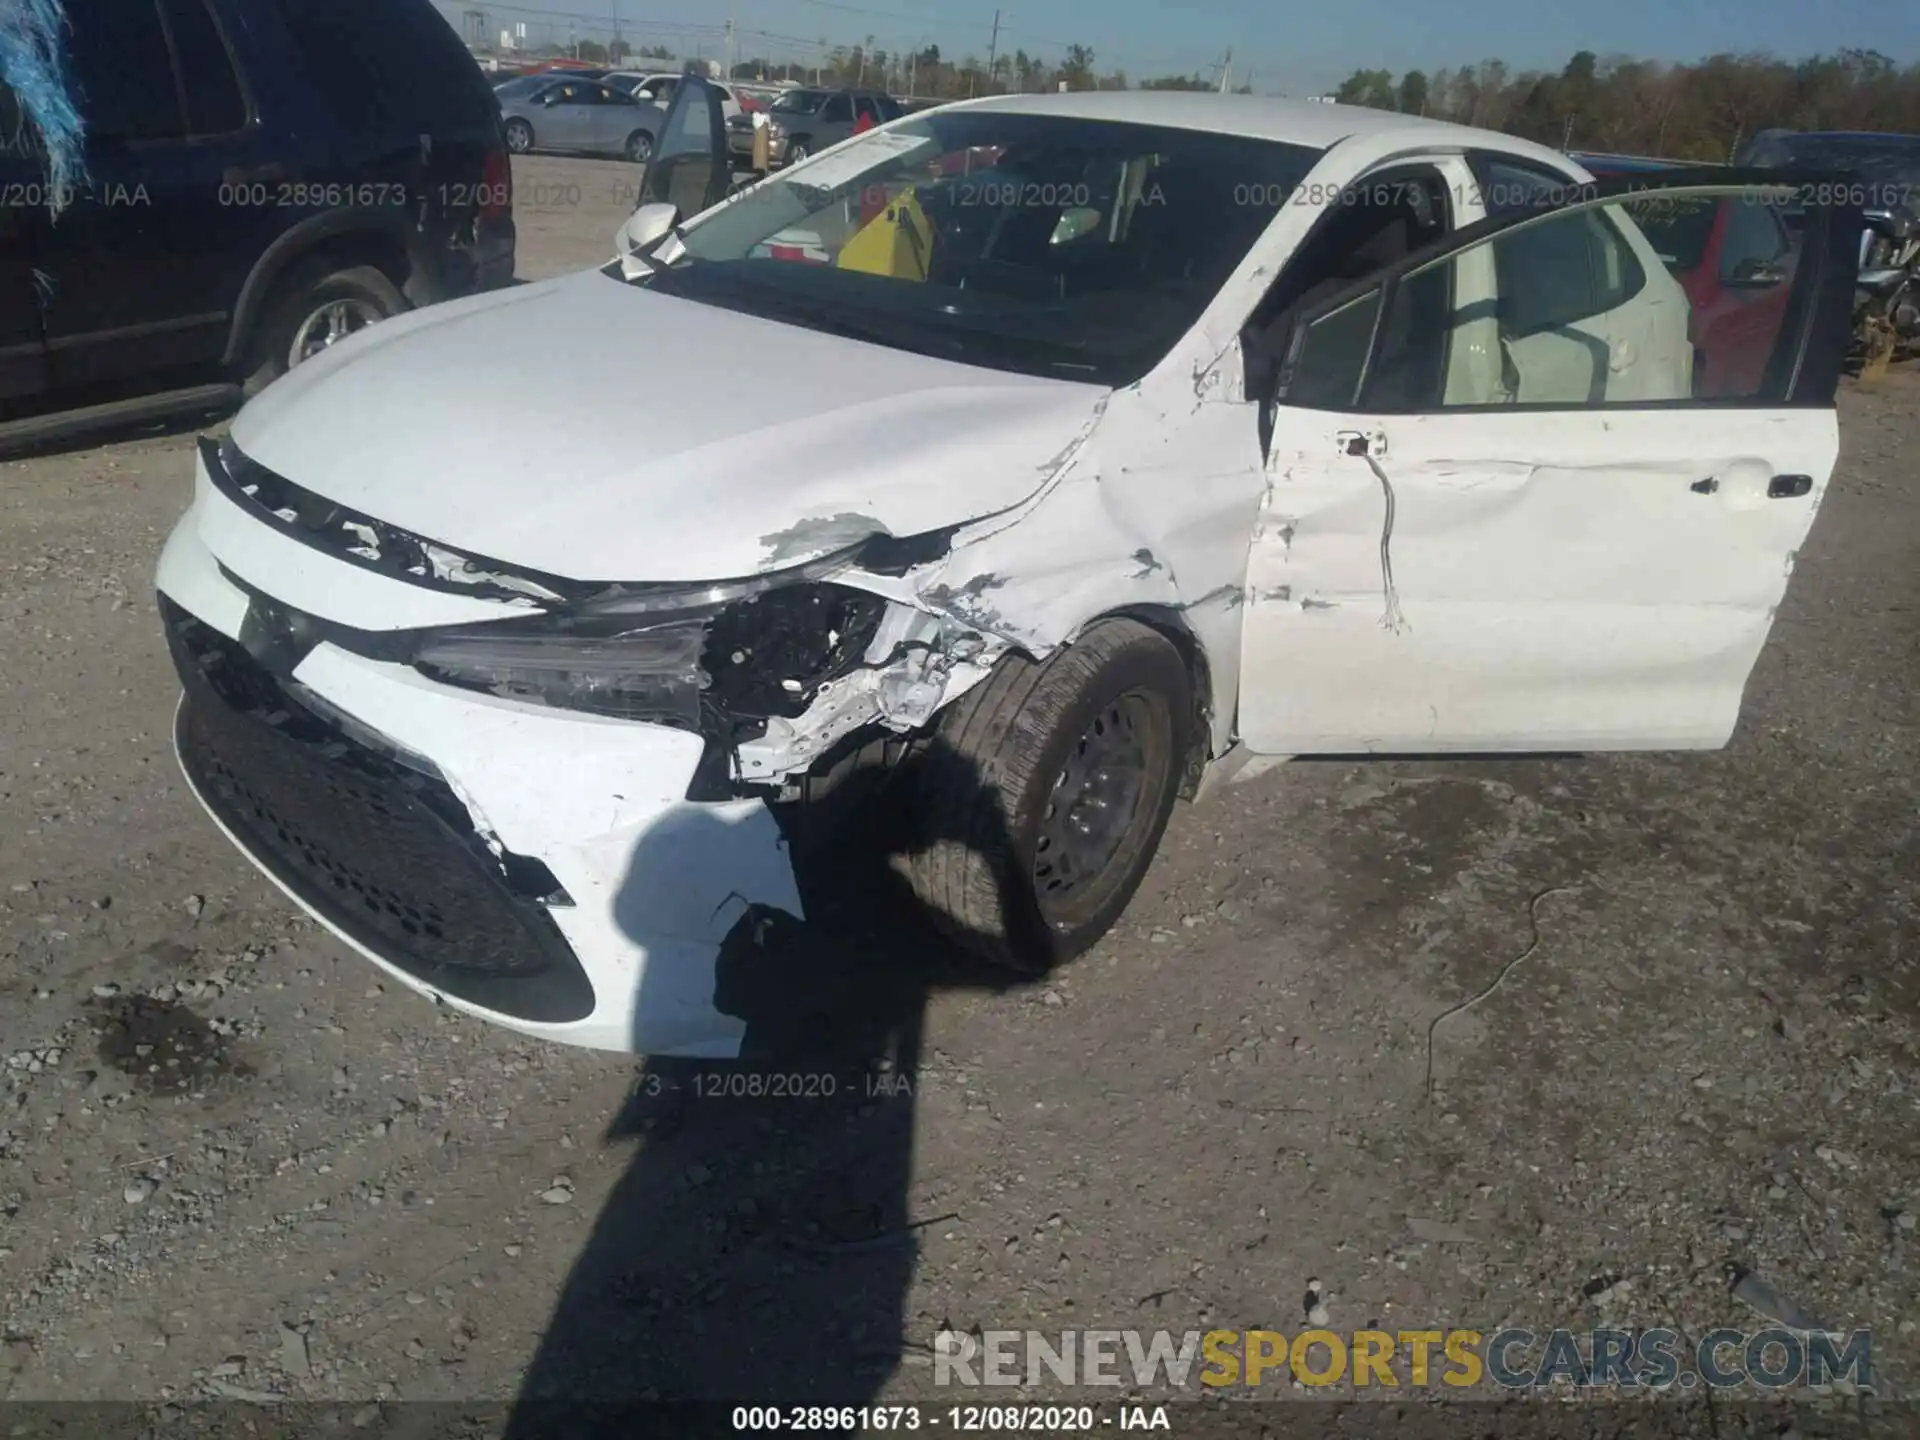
1576 154 1798 398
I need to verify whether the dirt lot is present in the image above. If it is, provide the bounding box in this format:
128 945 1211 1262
0 153 1915 1429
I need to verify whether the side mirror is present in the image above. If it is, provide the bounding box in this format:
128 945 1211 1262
619 201 679 255
1727 257 1787 288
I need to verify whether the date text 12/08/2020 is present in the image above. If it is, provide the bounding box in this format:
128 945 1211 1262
632 1067 964 1099
730 1405 1171 1430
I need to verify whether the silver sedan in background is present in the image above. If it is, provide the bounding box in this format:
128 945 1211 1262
500 78 666 164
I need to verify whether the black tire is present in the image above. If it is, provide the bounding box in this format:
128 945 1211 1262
904 618 1192 974
505 118 534 154
624 130 654 164
786 139 811 164
242 262 406 398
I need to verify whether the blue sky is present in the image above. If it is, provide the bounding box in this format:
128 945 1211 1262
444 0 1920 95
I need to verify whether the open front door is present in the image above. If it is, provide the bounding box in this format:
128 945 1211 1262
638 73 733 221
1237 171 1859 755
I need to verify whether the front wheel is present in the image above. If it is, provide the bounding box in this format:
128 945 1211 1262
785 140 810 165
505 118 534 154
625 130 653 164
903 618 1193 974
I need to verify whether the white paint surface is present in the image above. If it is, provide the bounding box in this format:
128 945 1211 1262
158 110 1848 1054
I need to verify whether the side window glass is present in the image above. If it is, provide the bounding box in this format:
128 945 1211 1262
1492 206 1644 338
1279 290 1382 411
68 0 187 143
1357 189 1806 410
159 0 246 135
823 95 853 123
1479 158 1568 217
854 96 878 122
1718 198 1788 284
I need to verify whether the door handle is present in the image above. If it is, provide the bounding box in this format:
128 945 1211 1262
1694 473 1813 499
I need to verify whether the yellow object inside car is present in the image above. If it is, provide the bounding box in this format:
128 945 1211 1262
836 186 934 282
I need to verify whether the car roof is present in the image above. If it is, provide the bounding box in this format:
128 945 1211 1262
933 90 1577 162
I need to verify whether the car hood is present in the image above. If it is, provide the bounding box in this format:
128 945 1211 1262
230 269 1107 582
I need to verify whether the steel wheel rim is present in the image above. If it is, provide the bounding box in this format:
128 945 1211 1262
288 298 382 368
1033 691 1158 927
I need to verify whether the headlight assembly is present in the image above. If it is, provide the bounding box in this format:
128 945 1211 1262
413 618 710 727
408 545 890 731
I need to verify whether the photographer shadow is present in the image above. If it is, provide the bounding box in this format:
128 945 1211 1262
506 738 1048 1434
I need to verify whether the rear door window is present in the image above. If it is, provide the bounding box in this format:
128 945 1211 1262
66 0 186 143
271 0 492 133
158 0 247 136
823 94 853 123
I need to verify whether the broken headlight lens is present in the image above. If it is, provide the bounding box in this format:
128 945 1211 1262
407 545 895 729
412 619 709 726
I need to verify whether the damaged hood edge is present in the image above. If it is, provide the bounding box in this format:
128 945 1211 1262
229 270 1111 584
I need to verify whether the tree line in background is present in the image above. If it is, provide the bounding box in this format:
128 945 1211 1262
550 34 1920 155
1333 49 1920 159
544 36 1247 98
729 41 1254 97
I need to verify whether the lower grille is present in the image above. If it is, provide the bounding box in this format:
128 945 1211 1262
164 597 596 1025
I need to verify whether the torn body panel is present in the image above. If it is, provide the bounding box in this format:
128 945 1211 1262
818 349 1274 764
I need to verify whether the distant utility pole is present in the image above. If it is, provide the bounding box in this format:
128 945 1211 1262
1218 47 1231 92
724 15 736 80
986 9 1001 92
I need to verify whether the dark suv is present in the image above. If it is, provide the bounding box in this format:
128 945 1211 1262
0 0 515 451
727 87 903 168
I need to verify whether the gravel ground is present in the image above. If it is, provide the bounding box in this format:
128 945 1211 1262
0 156 1914 1432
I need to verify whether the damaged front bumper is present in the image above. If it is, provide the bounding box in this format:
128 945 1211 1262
154 441 1006 1055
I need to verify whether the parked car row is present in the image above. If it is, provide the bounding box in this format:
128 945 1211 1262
726 87 906 168
493 74 666 162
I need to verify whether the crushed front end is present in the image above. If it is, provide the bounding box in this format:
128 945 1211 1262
156 437 1008 1054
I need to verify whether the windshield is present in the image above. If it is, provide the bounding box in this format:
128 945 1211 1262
639 110 1320 387
770 89 827 114
494 76 544 98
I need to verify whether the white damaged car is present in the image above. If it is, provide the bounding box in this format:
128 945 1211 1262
156 80 1859 1055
